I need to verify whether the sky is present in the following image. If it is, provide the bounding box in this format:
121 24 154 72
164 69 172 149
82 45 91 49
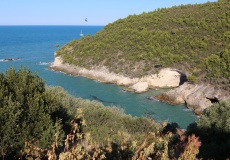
0 0 217 26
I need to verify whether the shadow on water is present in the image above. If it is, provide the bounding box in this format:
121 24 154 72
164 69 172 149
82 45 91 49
90 94 119 106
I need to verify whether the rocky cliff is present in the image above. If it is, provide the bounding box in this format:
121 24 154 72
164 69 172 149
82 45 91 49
155 82 230 115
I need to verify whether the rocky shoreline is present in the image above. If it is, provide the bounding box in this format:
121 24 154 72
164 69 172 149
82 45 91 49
155 83 230 115
49 55 184 93
49 55 230 115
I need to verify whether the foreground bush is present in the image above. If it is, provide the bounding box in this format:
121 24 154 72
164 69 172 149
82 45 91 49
0 66 105 159
187 100 230 159
0 66 69 159
56 107 202 160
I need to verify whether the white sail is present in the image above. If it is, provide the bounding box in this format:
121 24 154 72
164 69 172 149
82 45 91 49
80 30 84 37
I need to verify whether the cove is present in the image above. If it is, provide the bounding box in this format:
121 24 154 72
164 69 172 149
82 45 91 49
0 26 197 129
44 68 198 129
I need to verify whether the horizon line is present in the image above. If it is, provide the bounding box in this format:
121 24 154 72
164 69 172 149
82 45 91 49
0 24 105 27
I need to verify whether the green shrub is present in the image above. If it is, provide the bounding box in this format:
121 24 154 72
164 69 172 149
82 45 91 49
187 100 230 159
187 75 197 84
0 66 67 158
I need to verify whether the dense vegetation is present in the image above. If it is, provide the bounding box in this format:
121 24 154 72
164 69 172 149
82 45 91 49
0 67 229 159
0 67 230 160
57 0 230 90
187 100 230 160
0 66 74 158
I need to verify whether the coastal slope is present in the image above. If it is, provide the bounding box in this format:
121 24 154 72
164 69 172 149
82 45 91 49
155 82 230 115
50 0 230 114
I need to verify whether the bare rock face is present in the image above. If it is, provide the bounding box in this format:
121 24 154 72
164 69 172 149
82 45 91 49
124 82 149 93
52 55 63 66
155 82 230 115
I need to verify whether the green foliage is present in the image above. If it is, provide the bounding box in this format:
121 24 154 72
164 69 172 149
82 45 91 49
56 0 230 89
81 105 158 146
57 107 203 160
187 75 197 84
198 100 230 132
0 66 67 158
187 99 230 159
58 107 175 160
204 48 230 89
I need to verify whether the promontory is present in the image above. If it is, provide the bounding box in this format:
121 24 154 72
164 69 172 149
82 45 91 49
49 0 230 114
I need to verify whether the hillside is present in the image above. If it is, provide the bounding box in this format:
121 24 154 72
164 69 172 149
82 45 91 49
56 0 230 90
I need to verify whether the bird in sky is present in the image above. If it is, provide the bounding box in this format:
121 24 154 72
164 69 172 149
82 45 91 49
85 18 87 22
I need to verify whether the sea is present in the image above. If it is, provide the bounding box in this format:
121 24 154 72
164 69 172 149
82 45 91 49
0 25 197 129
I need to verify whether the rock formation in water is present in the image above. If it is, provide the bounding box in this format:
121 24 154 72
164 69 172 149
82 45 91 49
155 82 230 115
3 58 19 62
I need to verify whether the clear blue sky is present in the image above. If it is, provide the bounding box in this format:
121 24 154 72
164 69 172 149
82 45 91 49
0 0 216 26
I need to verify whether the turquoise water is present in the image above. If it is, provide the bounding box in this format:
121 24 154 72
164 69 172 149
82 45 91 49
0 26 197 128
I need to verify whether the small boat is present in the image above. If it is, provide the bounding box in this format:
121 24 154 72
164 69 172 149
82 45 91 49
80 30 84 37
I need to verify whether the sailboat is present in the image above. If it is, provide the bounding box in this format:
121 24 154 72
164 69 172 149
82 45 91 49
80 30 84 37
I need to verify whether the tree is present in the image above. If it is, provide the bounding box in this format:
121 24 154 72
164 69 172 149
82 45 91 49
187 100 230 159
0 66 66 159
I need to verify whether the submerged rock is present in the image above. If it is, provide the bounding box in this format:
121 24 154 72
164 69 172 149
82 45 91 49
3 58 19 62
